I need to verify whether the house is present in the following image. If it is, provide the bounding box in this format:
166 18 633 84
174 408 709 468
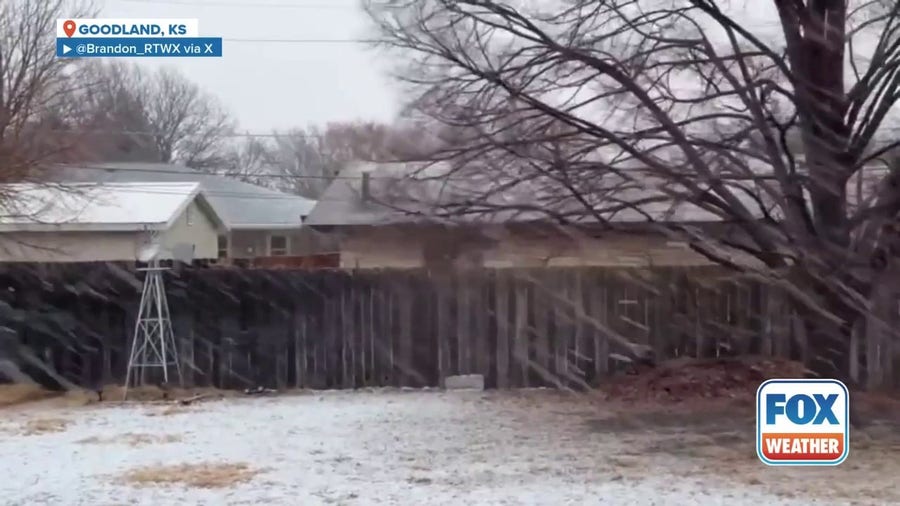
0 182 223 263
303 161 756 269
53 162 333 261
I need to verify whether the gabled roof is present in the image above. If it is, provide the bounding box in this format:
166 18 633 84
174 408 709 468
304 161 761 227
0 182 217 232
53 162 316 230
306 156 898 229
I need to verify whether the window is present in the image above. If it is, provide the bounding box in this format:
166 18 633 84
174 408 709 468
186 206 194 226
269 235 288 256
217 235 228 259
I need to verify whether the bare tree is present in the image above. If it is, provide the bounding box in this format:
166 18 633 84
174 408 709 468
0 0 94 185
0 0 101 386
68 62 235 169
144 66 235 169
64 61 161 162
368 0 900 389
268 121 416 198
267 127 340 198
219 136 277 187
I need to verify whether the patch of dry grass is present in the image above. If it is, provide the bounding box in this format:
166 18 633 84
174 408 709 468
20 417 70 435
0 384 102 410
593 397 900 505
102 385 237 403
121 462 261 489
145 405 195 417
78 433 182 446
675 428 900 504
0 384 57 407
0 383 237 409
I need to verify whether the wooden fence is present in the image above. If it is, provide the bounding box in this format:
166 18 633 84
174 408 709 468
0 263 896 391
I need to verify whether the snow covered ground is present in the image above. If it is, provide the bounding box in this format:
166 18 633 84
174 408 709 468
0 390 888 505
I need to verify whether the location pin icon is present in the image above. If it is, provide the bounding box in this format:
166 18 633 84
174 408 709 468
63 20 76 38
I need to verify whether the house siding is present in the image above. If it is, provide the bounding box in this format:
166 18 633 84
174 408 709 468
226 228 338 259
0 201 219 263
482 232 711 268
0 231 147 262
341 237 425 268
338 226 731 269
161 200 219 260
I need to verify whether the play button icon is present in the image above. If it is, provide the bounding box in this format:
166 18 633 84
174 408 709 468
56 39 79 58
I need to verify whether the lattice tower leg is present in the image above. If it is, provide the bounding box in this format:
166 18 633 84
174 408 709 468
123 266 182 400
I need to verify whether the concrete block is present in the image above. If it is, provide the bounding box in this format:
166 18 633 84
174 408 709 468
444 374 485 391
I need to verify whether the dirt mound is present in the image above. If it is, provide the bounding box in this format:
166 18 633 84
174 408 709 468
604 356 807 403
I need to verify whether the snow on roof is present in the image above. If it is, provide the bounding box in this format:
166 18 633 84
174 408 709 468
55 162 315 230
0 182 207 232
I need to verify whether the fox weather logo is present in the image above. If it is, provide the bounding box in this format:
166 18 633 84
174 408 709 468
756 379 849 466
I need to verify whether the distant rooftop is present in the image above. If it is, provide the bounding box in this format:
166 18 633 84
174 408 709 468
304 161 761 227
306 158 892 228
53 162 316 230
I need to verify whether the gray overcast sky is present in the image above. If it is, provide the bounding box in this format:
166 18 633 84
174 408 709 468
97 0 399 132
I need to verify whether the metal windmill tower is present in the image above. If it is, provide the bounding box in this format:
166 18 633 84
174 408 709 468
123 231 191 400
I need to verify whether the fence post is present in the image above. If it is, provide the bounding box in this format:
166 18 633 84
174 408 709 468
495 270 510 389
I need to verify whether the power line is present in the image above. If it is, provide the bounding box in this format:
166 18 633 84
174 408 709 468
67 163 461 181
16 180 345 202
21 180 437 204
75 129 364 139
74 126 900 146
68 185 327 201
119 0 360 9
73 164 341 180
115 0 377 43
224 38 378 43
24 162 482 202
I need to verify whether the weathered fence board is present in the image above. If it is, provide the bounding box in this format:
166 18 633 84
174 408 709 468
0 262 898 391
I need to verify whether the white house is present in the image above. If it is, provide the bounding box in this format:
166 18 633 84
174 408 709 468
0 182 223 263
55 162 326 260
